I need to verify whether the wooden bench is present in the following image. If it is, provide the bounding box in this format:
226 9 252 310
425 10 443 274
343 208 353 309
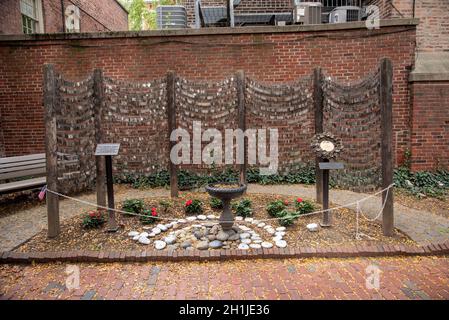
0 153 46 194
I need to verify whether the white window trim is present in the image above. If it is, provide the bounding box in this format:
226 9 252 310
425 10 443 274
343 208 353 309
20 0 44 33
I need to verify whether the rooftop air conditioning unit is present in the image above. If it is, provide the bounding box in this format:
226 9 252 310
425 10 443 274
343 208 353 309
329 6 362 23
156 5 187 29
293 1 322 25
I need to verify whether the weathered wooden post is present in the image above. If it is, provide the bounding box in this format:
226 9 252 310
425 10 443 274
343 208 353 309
236 70 247 186
313 68 324 204
44 64 60 238
380 58 394 236
93 69 106 208
167 71 178 198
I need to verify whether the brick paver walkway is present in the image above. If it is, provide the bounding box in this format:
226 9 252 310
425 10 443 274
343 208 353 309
1 256 448 300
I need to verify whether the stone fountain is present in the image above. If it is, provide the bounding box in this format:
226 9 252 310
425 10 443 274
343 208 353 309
205 182 247 230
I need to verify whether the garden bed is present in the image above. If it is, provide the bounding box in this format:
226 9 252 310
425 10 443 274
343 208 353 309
15 191 415 253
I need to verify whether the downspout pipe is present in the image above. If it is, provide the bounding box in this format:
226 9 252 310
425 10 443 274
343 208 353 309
61 0 65 32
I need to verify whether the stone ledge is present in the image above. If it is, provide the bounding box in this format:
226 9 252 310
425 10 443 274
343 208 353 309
1 240 447 264
0 19 418 42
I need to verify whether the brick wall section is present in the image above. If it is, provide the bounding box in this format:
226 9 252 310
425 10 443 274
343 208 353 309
0 0 128 35
365 0 449 52
0 23 416 166
411 82 449 171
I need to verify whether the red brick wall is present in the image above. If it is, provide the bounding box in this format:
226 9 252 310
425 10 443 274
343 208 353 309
0 0 128 35
0 24 416 166
411 82 449 171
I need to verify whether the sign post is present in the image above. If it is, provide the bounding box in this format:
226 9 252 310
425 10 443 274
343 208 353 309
95 143 120 232
319 161 344 227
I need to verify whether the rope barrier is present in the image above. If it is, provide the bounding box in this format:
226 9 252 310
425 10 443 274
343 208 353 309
44 183 395 238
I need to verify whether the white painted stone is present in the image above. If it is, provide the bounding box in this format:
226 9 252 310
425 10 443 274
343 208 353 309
163 235 176 245
275 240 287 248
132 235 140 241
241 238 252 244
267 229 276 235
207 214 216 220
128 231 139 237
157 224 168 232
306 223 319 232
257 223 266 228
250 243 262 249
276 227 286 232
240 232 251 239
238 243 249 250
244 217 254 222
275 231 286 237
197 215 207 220
253 240 263 244
164 224 172 229
186 216 197 221
251 220 259 225
151 228 161 235
235 216 243 221
138 236 150 245
261 242 273 249
154 240 167 250
273 236 283 242
140 232 149 238
177 219 187 224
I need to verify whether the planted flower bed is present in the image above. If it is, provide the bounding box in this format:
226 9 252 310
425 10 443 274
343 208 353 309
15 188 415 254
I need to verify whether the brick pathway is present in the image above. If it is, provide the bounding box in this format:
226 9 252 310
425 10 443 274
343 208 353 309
1 256 448 300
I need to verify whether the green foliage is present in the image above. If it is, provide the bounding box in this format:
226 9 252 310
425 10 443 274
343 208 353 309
295 199 315 215
185 199 203 215
266 200 287 217
247 166 316 185
393 167 448 199
82 210 106 229
140 207 158 225
275 209 296 227
128 0 152 31
209 197 223 209
232 198 253 217
122 199 144 215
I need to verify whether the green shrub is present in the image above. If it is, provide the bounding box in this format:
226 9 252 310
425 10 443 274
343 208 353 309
140 207 158 225
276 209 296 227
295 198 315 215
185 199 203 215
82 209 106 229
122 199 145 215
266 200 287 217
210 197 223 209
393 167 448 199
233 198 252 217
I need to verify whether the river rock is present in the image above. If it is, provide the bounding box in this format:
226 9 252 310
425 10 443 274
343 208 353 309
138 236 150 245
244 217 254 222
238 243 249 250
217 231 229 241
250 243 262 249
276 227 286 232
306 223 319 232
181 241 192 249
177 219 186 224
207 235 216 241
261 242 273 249
157 224 167 232
275 240 287 248
209 240 223 249
187 216 197 221
197 215 207 220
275 231 286 237
154 240 167 250
140 232 149 238
241 238 252 244
128 231 139 237
235 216 243 221
257 223 266 228
207 215 216 220
240 232 251 239
228 233 240 241
151 228 161 235
163 235 176 245
196 241 209 250
132 235 140 241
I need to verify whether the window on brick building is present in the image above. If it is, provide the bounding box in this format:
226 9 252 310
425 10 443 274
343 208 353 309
20 0 44 34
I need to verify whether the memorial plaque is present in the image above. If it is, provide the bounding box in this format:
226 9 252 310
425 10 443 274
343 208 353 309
95 144 120 156
319 162 344 170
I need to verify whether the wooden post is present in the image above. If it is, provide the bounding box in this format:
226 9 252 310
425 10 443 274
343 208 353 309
93 69 106 208
380 58 394 236
236 70 247 185
44 64 60 238
320 159 331 227
313 68 324 204
105 155 118 232
167 71 178 198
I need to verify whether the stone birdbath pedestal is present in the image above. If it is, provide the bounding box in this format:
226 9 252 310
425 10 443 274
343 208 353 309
205 183 247 231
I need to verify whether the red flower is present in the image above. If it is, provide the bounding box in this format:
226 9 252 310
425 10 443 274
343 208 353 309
151 211 158 217
185 200 193 206
284 200 289 206
296 198 303 203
